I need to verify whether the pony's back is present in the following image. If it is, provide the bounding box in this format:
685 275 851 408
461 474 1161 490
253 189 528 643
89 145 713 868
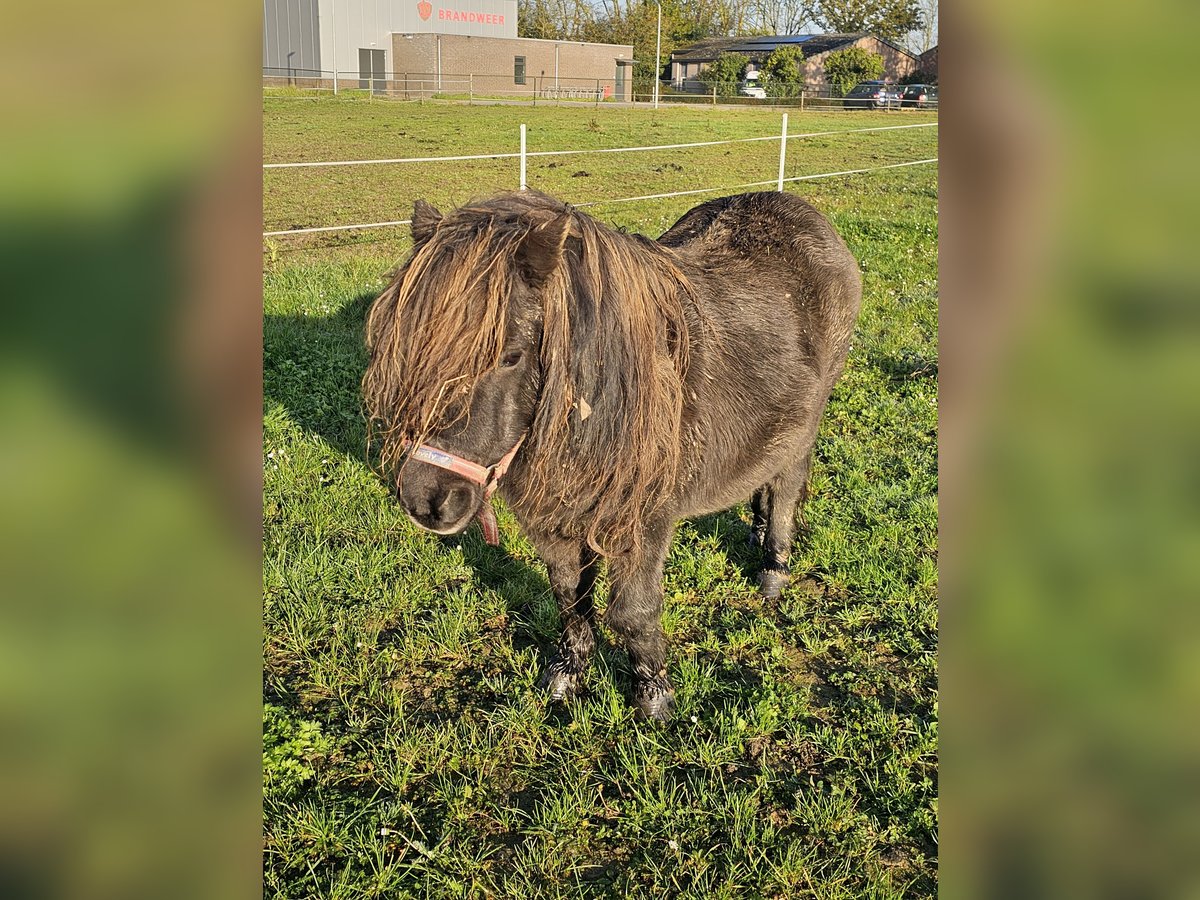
658 191 861 386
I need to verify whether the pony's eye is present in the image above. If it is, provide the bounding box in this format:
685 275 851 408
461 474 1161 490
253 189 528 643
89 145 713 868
500 351 523 369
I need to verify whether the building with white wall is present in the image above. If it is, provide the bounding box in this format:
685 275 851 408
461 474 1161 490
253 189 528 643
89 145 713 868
264 0 633 99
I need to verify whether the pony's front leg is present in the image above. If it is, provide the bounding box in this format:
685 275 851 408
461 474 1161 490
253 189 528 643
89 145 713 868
535 539 600 702
605 521 675 721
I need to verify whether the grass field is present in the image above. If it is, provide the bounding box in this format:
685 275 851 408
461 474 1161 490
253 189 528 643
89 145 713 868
264 95 938 898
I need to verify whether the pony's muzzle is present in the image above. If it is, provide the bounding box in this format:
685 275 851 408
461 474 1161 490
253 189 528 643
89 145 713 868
399 477 481 535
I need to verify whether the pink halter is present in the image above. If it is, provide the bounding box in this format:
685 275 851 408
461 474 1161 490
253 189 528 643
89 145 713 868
404 435 525 545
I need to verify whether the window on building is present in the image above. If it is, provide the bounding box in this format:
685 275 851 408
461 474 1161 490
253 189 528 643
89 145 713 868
514 56 526 85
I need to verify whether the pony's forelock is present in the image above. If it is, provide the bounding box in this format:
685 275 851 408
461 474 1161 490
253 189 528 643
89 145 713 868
363 191 692 555
362 213 519 473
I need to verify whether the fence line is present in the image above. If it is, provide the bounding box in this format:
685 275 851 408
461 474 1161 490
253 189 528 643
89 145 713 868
262 73 937 112
573 159 938 209
264 122 938 170
531 121 936 159
263 218 414 237
264 151 519 170
263 158 938 238
264 89 936 114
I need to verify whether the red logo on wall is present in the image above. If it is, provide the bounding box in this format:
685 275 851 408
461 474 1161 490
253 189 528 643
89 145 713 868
417 0 432 20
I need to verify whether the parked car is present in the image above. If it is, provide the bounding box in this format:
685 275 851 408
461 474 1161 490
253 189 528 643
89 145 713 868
901 83 938 108
842 80 900 109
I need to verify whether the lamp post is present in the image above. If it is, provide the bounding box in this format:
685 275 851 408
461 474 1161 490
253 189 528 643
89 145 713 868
653 0 662 110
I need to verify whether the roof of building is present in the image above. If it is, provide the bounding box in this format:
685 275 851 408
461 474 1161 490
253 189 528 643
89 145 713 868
669 32 916 63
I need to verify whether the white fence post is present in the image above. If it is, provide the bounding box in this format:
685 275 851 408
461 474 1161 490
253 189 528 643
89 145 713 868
519 124 527 190
331 2 338 95
777 112 789 192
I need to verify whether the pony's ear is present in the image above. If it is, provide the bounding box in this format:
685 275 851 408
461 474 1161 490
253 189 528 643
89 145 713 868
411 200 443 246
516 213 571 287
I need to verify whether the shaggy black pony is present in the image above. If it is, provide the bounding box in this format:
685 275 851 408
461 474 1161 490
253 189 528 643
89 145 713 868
363 189 861 720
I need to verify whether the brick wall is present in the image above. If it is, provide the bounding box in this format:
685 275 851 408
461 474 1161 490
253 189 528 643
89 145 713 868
857 36 918 82
390 34 634 99
918 46 937 80
801 37 918 87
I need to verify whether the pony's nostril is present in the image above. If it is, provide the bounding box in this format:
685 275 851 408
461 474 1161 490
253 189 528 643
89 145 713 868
408 492 431 518
436 486 469 519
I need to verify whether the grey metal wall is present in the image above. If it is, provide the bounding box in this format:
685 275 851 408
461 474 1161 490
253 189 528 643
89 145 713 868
323 0 517 41
321 0 518 80
265 0 533 83
263 0 520 81
264 0 323 77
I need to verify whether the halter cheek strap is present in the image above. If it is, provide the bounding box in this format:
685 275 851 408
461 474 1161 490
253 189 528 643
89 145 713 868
404 435 526 545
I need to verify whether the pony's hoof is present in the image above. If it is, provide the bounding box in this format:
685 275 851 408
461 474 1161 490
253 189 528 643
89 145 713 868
538 665 582 703
759 568 790 599
633 677 676 722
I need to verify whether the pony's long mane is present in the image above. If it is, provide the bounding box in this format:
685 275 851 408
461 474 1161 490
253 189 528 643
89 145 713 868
363 191 692 555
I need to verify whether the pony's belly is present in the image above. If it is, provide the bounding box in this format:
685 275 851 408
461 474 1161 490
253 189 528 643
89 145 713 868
678 482 766 521
675 439 802 520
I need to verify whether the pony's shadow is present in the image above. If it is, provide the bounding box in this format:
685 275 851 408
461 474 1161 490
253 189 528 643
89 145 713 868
263 291 376 463
687 509 763 583
263 289 555 583
265 293 561 715
866 347 938 384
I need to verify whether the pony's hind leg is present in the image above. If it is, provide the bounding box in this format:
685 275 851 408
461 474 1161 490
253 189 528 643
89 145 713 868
604 520 675 721
758 452 813 600
749 487 769 548
537 541 600 702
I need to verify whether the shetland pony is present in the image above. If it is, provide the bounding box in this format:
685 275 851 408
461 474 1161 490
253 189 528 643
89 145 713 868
363 190 861 719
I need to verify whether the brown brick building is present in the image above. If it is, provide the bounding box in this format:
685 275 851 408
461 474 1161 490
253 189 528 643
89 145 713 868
390 34 635 100
917 45 938 81
669 33 919 92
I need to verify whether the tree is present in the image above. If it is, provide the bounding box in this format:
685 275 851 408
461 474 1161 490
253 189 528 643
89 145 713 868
748 0 809 36
517 0 564 40
822 46 884 95
698 51 750 97
578 0 712 88
759 45 804 98
903 0 937 55
518 0 596 41
811 0 923 43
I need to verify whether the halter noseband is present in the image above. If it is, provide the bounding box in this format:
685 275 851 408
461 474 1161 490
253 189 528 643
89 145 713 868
404 435 526 545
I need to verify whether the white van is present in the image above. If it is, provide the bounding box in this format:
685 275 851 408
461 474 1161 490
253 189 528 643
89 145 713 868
739 71 766 99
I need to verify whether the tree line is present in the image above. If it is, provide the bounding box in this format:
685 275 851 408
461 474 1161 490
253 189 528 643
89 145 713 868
517 0 930 82
695 44 891 98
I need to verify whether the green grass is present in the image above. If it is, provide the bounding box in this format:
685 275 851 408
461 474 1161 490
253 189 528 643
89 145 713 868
264 95 937 258
264 95 937 898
